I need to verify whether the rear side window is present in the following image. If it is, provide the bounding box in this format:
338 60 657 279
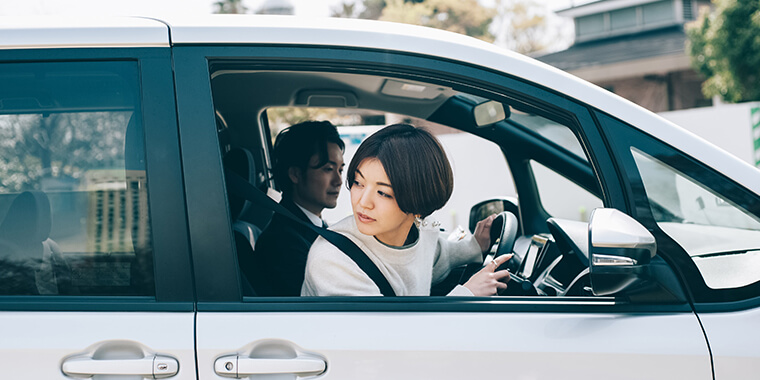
0 61 154 296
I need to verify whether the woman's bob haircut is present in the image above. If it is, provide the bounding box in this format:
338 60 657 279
346 123 453 218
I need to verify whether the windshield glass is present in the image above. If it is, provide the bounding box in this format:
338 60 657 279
632 148 760 289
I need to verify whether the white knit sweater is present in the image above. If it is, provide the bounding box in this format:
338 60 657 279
301 215 482 296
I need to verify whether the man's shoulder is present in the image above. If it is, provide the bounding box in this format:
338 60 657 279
257 215 314 248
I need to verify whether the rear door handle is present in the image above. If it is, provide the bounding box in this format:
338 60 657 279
215 355 326 377
62 355 179 378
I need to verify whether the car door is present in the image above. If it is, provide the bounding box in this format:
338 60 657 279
173 31 711 379
598 111 760 380
0 41 196 378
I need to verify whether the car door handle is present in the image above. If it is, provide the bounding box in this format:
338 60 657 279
62 355 179 378
215 355 326 377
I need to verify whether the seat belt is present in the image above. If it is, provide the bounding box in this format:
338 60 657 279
225 170 397 297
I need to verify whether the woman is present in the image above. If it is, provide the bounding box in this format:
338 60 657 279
301 124 511 296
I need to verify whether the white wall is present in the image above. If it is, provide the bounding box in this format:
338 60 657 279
659 102 760 166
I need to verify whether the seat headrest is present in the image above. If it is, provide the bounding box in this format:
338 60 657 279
0 191 52 244
224 148 256 220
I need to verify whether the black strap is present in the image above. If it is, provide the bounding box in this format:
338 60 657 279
225 171 397 296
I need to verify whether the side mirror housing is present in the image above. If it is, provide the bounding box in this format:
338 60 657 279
589 208 656 296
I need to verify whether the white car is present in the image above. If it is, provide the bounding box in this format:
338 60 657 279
0 14 758 380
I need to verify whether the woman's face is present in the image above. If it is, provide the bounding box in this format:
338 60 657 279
350 158 416 246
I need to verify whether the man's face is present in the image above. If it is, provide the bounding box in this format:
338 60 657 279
290 142 345 216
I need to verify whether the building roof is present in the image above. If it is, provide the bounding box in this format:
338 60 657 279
536 26 688 72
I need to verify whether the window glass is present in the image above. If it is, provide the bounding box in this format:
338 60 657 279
576 14 606 37
267 107 515 232
531 161 603 222
642 1 675 25
610 7 637 31
510 111 588 162
632 148 760 289
0 61 154 296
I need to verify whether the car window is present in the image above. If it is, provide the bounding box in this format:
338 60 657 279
209 63 605 301
511 110 601 222
267 107 516 232
0 61 154 296
531 160 603 222
511 111 588 162
631 148 760 289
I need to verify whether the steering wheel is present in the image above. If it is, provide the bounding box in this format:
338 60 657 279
489 211 519 270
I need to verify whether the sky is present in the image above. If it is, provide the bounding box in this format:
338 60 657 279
0 0 575 18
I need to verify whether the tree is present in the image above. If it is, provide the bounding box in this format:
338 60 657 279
331 0 556 54
687 0 760 103
0 112 129 192
332 0 494 42
213 0 248 14
331 0 387 20
492 0 556 55
379 0 495 42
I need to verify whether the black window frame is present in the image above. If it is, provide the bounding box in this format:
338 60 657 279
0 47 193 312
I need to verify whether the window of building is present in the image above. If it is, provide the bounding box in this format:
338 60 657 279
575 0 679 41
576 13 606 37
610 7 638 31
642 0 675 25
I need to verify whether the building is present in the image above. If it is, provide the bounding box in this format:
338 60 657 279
538 0 712 113
256 0 294 15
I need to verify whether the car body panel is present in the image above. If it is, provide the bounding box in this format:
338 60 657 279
0 16 169 49
0 311 196 379
700 307 760 379
196 309 710 380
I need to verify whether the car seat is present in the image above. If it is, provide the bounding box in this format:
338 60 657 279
0 191 70 295
224 147 269 295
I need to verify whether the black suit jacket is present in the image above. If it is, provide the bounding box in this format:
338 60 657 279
250 198 320 296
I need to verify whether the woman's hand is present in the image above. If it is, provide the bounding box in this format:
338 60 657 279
473 213 497 253
463 253 512 296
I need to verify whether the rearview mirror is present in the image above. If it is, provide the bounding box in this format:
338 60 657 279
588 208 656 296
473 100 508 127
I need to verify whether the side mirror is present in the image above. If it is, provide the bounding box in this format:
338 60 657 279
588 208 656 296
473 100 509 127
469 197 519 234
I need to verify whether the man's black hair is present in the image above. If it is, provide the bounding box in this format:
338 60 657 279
272 120 345 195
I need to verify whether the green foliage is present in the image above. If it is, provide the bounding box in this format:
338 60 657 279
331 0 553 53
332 0 494 42
492 0 552 54
687 0 760 102
213 0 248 14
380 0 495 42
332 0 386 19
0 112 128 192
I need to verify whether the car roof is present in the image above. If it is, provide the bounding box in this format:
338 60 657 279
0 16 169 49
3 14 758 195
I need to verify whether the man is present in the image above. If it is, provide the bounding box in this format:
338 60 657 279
251 120 345 296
